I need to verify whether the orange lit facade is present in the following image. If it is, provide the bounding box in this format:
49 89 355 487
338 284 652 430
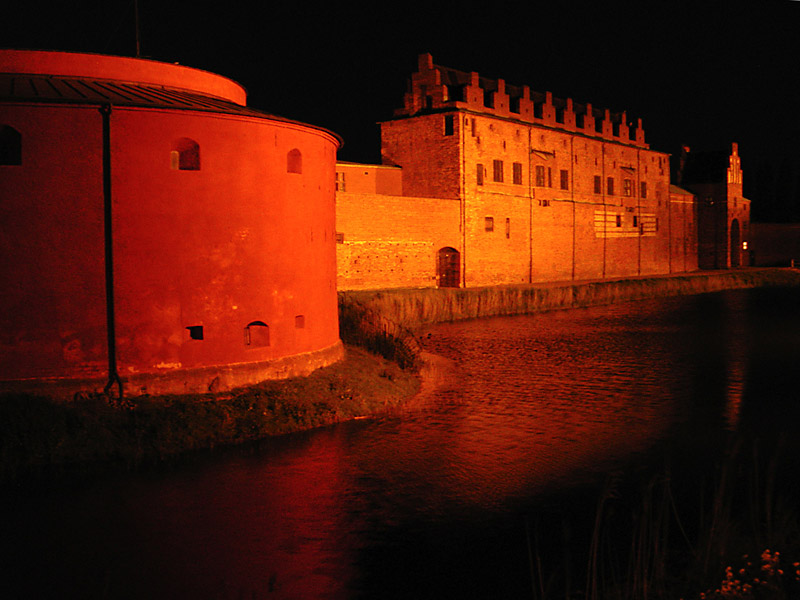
0 50 342 397
336 54 707 290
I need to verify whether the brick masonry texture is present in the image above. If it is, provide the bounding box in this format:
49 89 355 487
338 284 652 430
334 54 747 291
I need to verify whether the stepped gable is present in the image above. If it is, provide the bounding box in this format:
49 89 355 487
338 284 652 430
393 53 646 147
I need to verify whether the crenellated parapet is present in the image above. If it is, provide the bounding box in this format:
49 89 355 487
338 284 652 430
395 53 648 148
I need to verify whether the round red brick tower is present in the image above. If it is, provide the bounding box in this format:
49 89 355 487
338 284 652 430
0 50 342 397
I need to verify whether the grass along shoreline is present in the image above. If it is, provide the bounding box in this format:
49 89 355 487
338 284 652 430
0 346 420 483
3 269 800 598
3 268 800 483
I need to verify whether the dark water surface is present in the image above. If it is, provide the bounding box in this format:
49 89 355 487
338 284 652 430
3 288 800 599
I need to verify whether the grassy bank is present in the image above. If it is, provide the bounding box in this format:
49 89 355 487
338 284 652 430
0 346 419 482
4 268 799 483
340 268 800 329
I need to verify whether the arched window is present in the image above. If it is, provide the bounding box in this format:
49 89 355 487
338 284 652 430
0 125 22 166
171 138 200 170
244 321 270 347
287 148 302 174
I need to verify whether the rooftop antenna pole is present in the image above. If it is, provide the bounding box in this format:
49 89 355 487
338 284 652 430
134 0 141 58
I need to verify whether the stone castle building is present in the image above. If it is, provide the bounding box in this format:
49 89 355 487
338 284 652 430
0 49 753 397
335 54 749 290
0 50 342 397
676 144 751 269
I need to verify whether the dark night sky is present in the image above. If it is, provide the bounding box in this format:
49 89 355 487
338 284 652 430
3 1 799 219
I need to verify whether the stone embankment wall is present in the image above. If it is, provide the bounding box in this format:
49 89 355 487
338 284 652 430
340 269 800 330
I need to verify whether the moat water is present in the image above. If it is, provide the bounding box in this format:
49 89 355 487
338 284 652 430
3 287 800 599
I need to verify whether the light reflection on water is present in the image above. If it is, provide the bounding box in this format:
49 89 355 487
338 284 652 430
3 288 799 599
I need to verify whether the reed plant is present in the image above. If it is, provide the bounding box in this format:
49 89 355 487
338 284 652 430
524 434 800 600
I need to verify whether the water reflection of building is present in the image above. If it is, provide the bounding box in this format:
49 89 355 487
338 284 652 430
0 50 343 397
335 54 750 290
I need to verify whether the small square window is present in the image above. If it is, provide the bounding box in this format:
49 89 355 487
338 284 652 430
186 325 204 340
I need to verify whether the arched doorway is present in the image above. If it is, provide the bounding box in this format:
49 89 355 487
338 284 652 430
437 247 460 287
730 219 741 268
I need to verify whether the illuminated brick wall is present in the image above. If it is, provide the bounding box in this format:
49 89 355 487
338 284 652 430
335 164 461 290
338 54 699 290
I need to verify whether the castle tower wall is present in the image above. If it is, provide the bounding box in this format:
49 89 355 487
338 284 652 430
0 50 342 397
381 113 461 199
684 143 750 270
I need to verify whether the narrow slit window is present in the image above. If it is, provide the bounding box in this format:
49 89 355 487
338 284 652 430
477 163 484 186
505 218 511 239
244 321 270 347
444 115 454 136
295 315 305 329
0 125 22 165
485 217 494 232
287 148 302 174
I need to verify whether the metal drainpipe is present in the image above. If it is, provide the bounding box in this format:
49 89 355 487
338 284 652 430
601 142 606 279
528 126 533 284
460 113 467 288
637 148 641 275
571 136 575 281
100 103 123 399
